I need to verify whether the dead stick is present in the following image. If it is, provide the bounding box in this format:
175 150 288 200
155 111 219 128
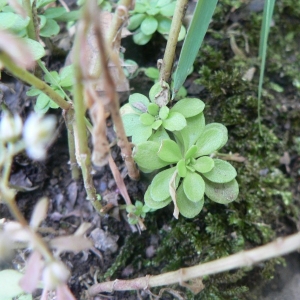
88 231 300 295
90 1 140 180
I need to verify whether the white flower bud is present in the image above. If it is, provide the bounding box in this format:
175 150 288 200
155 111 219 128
0 112 22 142
42 261 70 290
23 113 56 160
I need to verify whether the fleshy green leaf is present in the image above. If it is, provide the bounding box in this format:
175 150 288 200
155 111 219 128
160 2 176 17
147 103 160 115
133 30 152 45
140 16 158 35
195 124 228 157
177 183 204 218
183 171 205 202
44 7 66 19
163 112 186 131
134 141 169 171
157 139 182 163
204 123 228 149
170 98 205 118
122 113 141 136
55 10 81 22
151 119 162 130
157 0 172 7
149 81 169 105
144 186 172 209
145 67 160 80
157 16 171 34
0 269 24 298
0 12 18 29
159 106 169 120
185 145 198 159
59 65 74 87
193 156 214 173
36 0 55 8
178 25 186 41
131 125 153 144
140 113 155 126
39 18 60 37
150 167 178 201
128 13 146 31
174 113 205 151
22 38 45 60
177 159 187 177
204 178 239 204
148 127 170 143
35 93 50 110
202 159 237 183
129 93 149 113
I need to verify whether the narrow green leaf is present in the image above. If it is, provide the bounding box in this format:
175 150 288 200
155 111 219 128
177 183 204 218
36 0 55 8
202 159 237 183
170 98 205 118
172 0 218 97
128 13 146 31
204 178 239 204
163 112 186 131
150 167 178 201
141 16 158 35
193 156 214 173
157 139 182 163
134 141 169 171
183 171 205 202
257 0 276 134
144 187 172 209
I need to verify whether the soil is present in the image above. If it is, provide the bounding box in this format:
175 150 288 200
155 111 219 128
1 0 300 300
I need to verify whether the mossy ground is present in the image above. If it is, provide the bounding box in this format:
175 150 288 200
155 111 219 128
101 1 300 299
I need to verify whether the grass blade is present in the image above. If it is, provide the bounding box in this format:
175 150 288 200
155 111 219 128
172 0 218 98
257 0 276 134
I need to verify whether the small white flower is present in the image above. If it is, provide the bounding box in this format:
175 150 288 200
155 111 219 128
0 112 22 142
23 113 56 160
42 261 70 290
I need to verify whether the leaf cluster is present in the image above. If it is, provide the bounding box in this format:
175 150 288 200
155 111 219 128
126 200 151 224
121 86 239 218
26 65 73 113
128 0 186 45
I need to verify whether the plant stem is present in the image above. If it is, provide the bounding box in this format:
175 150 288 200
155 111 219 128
0 53 71 111
23 0 38 40
72 21 102 212
159 0 188 83
88 231 300 295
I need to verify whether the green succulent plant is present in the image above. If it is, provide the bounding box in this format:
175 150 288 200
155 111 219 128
127 0 186 45
120 83 205 144
133 107 239 218
126 200 151 225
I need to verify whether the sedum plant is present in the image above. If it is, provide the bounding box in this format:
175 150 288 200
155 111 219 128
132 101 239 219
128 0 186 45
121 82 204 144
